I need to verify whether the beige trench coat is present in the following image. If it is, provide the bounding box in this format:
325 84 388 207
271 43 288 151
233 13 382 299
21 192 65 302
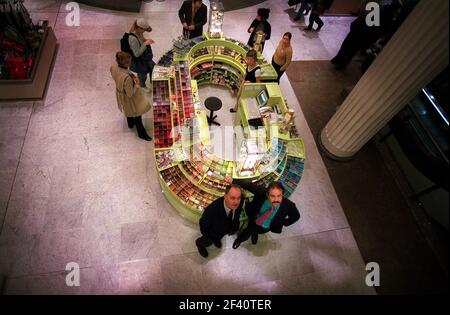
110 64 151 117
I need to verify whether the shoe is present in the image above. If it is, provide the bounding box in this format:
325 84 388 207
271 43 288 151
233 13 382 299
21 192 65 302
213 240 222 248
293 15 301 21
251 234 258 245
304 27 312 31
138 133 152 141
197 245 208 258
316 26 323 32
232 239 241 249
136 117 153 141
229 108 237 113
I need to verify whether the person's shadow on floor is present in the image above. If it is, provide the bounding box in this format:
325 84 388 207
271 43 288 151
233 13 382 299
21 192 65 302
284 7 299 21
243 236 281 257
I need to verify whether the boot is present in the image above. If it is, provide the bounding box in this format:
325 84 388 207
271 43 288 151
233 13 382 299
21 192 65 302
126 117 135 129
251 233 258 245
135 116 152 141
232 238 241 249
197 245 208 258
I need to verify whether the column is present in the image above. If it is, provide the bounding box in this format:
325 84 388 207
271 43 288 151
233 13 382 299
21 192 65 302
319 0 449 160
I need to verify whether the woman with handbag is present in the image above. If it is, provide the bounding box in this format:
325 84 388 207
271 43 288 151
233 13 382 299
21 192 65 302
247 8 271 53
110 52 152 141
128 18 155 90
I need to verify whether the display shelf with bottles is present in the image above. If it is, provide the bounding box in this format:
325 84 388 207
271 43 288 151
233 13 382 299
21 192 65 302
160 165 215 214
278 156 304 197
153 80 174 148
258 139 287 174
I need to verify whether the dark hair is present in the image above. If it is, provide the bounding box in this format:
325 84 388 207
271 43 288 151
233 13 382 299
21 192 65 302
257 8 270 20
225 184 242 195
116 51 131 68
193 0 202 3
283 32 292 40
246 49 257 59
267 181 285 194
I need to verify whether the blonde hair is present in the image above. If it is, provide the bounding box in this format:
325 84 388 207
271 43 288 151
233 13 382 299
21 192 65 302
129 20 139 33
116 51 131 68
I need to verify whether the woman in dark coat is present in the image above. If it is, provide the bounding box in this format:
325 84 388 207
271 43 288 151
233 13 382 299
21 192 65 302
247 8 271 52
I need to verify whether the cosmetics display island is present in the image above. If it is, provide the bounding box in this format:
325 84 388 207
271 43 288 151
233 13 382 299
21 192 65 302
152 34 306 224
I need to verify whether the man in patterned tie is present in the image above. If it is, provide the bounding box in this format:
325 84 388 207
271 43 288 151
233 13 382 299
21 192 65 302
232 181 300 249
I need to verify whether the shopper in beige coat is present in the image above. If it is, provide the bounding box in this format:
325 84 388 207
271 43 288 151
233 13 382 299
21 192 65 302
110 51 152 141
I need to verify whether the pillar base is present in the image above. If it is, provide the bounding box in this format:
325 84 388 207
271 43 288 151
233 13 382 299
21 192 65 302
317 128 355 162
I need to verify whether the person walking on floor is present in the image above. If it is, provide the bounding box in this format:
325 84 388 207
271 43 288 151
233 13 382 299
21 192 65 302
231 181 300 249
272 32 293 83
247 8 271 53
196 184 244 258
110 51 152 141
294 0 313 21
304 0 334 32
178 0 208 39
128 18 156 89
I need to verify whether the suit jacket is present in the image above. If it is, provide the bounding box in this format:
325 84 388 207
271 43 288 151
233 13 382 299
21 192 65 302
178 0 208 38
199 196 243 241
234 179 300 234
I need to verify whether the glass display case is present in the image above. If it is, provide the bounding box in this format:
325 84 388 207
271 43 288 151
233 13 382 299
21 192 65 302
208 1 224 38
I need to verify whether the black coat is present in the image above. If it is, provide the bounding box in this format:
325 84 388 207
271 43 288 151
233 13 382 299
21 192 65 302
234 180 300 234
199 197 243 241
178 0 208 38
247 19 271 47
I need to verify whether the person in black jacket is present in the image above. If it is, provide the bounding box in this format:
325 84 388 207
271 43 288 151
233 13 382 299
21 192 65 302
304 0 334 32
178 0 208 39
247 8 271 52
232 181 300 249
294 0 313 21
196 184 244 258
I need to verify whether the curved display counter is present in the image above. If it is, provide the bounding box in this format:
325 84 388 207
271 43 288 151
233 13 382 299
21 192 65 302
152 34 306 224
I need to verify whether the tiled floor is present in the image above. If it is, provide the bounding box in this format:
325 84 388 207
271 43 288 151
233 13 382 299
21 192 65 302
0 0 374 294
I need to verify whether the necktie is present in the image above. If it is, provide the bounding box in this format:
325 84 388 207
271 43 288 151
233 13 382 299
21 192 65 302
255 207 274 226
227 210 233 223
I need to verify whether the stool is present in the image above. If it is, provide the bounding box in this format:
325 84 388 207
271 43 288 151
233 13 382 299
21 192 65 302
205 96 222 126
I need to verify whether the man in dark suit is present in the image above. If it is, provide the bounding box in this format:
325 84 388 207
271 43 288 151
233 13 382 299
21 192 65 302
196 184 244 258
232 181 300 249
178 0 208 39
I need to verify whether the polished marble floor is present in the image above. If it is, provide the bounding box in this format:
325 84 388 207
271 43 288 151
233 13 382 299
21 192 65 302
0 0 374 294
